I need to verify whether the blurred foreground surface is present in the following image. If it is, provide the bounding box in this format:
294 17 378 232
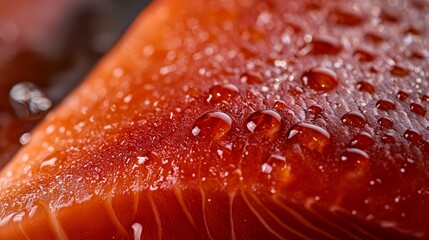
0 0 151 169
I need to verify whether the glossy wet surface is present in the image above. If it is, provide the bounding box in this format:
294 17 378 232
0 0 429 239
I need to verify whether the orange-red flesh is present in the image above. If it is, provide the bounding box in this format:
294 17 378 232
1 0 429 239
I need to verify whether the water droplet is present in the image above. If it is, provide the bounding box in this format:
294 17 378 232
341 148 369 162
410 103 426 116
241 72 263 84
308 104 324 115
421 95 429 103
356 81 375 94
132 222 143 240
376 99 396 111
40 157 58 169
306 38 342 55
353 50 375 62
380 10 399 23
192 111 233 140
263 154 290 180
390 65 409 77
288 123 330 153
404 129 422 144
378 117 394 129
273 100 288 111
246 110 283 137
207 84 239 103
349 132 375 149
365 33 384 45
9 82 52 119
19 133 32 145
397 91 409 101
330 9 363 26
404 26 422 36
381 134 396 144
301 67 338 93
341 111 366 128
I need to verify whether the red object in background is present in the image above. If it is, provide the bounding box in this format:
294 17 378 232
1 0 429 239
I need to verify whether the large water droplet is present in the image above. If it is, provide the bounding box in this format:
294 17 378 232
341 111 367 128
410 103 426 116
376 99 396 111
301 67 338 93
192 111 233 140
9 82 52 119
349 132 374 150
288 123 330 153
207 84 239 103
246 110 283 137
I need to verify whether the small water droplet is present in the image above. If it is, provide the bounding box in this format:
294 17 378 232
301 67 338 93
376 99 396 111
246 110 283 137
207 84 239 103
397 91 409 101
349 132 375 149
132 222 143 240
365 33 384 45
40 157 58 169
356 81 375 93
273 100 288 111
380 10 400 23
341 111 366 128
263 154 290 180
353 50 375 62
192 111 233 140
404 26 422 36
241 72 263 84
381 134 396 144
404 129 422 144
288 123 330 153
390 65 409 77
410 103 426 116
378 117 394 129
341 148 369 162
308 104 324 115
330 9 363 26
306 38 342 55
19 133 32 145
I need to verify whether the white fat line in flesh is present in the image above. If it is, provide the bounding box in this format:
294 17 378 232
229 191 236 240
45 202 69 240
240 188 286 240
196 140 214 240
302 199 360 240
173 186 197 229
105 192 129 238
18 223 30 240
148 193 162 240
249 192 324 239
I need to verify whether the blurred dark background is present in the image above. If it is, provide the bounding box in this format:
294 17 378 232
0 0 152 168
